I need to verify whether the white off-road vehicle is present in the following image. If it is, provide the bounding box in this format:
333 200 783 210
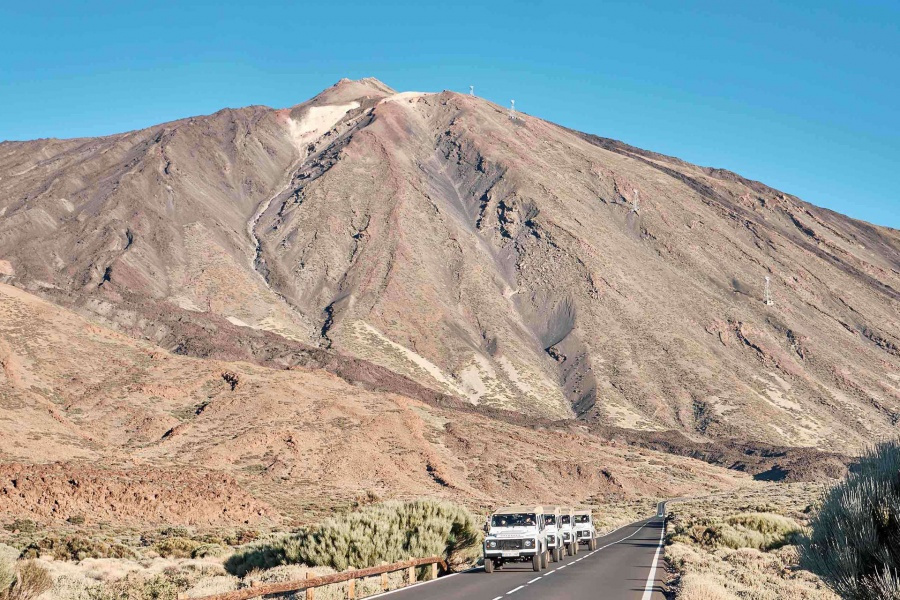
542 507 565 562
558 507 578 556
483 506 550 573
573 509 597 550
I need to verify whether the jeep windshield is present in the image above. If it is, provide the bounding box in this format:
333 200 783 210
544 514 556 525
491 513 537 527
560 515 571 525
574 515 591 524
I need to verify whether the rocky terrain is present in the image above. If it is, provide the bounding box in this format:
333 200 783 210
0 281 746 527
1 77 898 530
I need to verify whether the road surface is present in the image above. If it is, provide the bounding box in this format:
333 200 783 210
373 503 668 600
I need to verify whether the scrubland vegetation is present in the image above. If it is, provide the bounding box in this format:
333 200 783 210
0 500 481 600
665 484 838 600
799 439 900 600
226 499 482 576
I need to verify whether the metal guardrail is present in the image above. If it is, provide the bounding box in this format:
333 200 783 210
182 556 448 600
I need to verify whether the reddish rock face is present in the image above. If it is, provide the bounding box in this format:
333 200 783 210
0 77 898 457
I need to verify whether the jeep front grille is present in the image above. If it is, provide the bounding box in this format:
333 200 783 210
497 539 523 550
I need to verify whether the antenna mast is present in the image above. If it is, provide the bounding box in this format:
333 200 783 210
470 85 475 96
509 99 516 120
764 276 774 306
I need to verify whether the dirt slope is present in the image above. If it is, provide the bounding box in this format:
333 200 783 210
1 78 898 454
0 282 746 526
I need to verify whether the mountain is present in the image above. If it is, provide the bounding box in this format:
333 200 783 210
1 77 898 456
0 281 747 526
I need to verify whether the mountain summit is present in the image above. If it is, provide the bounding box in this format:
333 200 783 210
1 78 898 452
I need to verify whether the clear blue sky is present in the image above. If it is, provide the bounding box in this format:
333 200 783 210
2 0 898 228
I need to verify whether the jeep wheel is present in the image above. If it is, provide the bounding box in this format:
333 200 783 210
484 557 494 573
543 550 550 569
573 541 579 555
558 547 564 561
532 553 541 572
589 538 597 551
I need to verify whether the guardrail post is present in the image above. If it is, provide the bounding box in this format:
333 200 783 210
381 572 388 591
306 572 314 600
408 557 415 585
431 562 438 580
347 578 356 599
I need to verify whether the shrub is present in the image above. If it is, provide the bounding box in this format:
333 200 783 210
23 535 134 561
152 537 202 559
190 543 228 559
226 500 482 576
800 438 900 600
1 521 36 535
669 511 800 551
85 574 185 600
0 560 53 600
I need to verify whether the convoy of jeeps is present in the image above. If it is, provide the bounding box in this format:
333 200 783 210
482 506 598 573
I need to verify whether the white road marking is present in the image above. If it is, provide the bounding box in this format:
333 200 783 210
492 597 503 600
527 577 541 584
507 585 525 594
365 566 480 598
641 521 667 600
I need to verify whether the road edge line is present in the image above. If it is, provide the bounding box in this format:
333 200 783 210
640 519 666 600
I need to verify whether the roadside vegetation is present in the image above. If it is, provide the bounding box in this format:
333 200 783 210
665 484 838 600
799 439 900 600
0 499 481 599
225 499 482 576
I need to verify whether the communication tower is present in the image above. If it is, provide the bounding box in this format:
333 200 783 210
509 99 516 120
633 189 639 213
470 85 475 96
764 276 774 306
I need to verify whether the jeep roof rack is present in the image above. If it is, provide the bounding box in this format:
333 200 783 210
493 506 544 515
573 508 593 515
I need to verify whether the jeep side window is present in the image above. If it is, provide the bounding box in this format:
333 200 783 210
561 515 570 524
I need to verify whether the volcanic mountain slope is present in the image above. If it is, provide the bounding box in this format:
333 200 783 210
0 282 747 526
1 78 898 452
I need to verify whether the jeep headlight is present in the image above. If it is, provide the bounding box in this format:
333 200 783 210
487 540 497 549
523 539 534 548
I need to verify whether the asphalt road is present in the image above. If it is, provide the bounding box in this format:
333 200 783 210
372 503 668 600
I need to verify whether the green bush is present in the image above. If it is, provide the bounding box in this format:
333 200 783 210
669 511 800 551
23 535 134 561
226 500 482 576
152 537 202 559
800 438 900 600
2 521 36 535
190 543 227 559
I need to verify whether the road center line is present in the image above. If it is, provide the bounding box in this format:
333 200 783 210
527 577 541 584
507 585 524 594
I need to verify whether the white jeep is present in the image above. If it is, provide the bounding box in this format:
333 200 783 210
573 509 597 550
483 505 550 573
558 507 578 556
542 507 565 562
